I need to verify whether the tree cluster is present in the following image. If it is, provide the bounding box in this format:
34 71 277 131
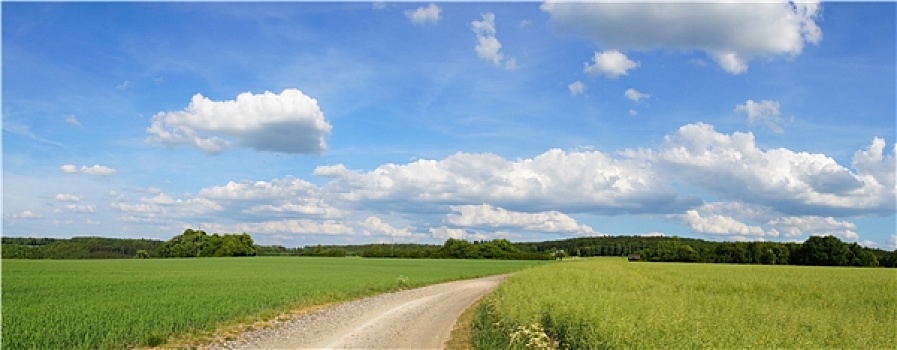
1 236 163 259
157 229 256 258
517 235 894 267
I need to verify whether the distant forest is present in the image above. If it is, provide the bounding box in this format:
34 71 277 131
3 231 895 267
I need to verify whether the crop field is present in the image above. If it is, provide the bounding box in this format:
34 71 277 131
474 258 897 349
1 257 541 349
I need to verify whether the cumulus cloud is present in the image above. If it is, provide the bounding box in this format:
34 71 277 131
316 148 693 215
471 12 517 70
735 99 784 133
446 204 597 235
429 227 468 240
59 204 97 213
624 88 650 103
214 220 355 236
81 164 117 176
361 216 413 237
542 1 822 74
852 137 896 192
405 3 441 25
147 89 332 155
568 81 586 96
767 216 858 240
113 193 223 220
55 193 84 203
60 164 78 173
644 123 893 216
584 50 638 78
677 209 770 237
60 164 116 176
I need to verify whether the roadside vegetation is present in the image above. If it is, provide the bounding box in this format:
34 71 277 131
473 258 897 349
1 257 541 349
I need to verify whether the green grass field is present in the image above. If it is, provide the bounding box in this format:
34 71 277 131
1 257 541 349
474 258 897 349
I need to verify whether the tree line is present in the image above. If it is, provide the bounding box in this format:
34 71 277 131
3 231 894 267
255 238 549 260
516 235 896 267
2 229 256 259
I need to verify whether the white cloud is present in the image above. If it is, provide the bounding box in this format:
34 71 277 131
628 109 638 117
55 193 84 203
852 137 896 192
198 177 318 200
646 123 893 216
735 99 784 133
372 2 387 10
60 164 116 176
542 1 822 74
113 193 223 219
471 12 517 70
65 115 82 127
886 234 897 250
61 204 96 213
584 50 638 78
568 81 586 96
3 121 63 146
361 216 412 237
80 164 116 176
767 216 858 240
429 227 468 240
405 3 441 25
316 148 692 215
677 209 770 237
5 210 42 219
60 164 79 173
147 89 332 155
215 220 355 236
245 201 341 219
446 204 597 235
624 88 650 103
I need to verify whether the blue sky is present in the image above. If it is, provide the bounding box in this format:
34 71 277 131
3 2 895 249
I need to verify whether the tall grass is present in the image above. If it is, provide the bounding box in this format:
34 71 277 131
474 258 897 349
2 257 540 349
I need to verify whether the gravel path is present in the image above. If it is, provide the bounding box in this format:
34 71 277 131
206 274 506 349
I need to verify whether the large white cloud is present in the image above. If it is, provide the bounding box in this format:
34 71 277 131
542 1 822 74
677 209 771 237
446 204 597 235
852 137 896 192
315 148 693 214
644 123 894 216
147 89 331 155
471 12 517 70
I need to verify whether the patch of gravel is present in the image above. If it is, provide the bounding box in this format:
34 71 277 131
202 275 506 350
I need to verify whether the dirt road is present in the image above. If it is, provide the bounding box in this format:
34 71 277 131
210 275 506 349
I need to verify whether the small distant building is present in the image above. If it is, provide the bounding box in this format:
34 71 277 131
627 254 641 262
